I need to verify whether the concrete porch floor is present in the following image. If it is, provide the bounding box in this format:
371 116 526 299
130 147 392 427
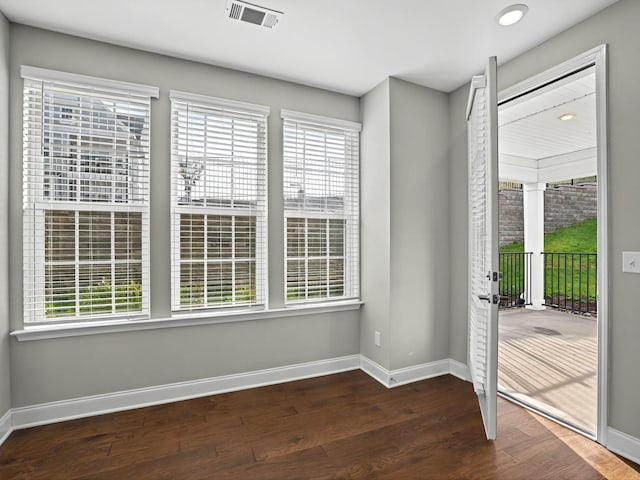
498 308 597 434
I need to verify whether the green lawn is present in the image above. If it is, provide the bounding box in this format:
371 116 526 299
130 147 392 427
500 218 597 253
499 218 597 302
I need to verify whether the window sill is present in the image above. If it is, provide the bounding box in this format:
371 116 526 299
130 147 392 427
10 300 363 342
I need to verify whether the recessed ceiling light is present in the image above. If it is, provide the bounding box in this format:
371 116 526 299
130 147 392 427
497 4 529 26
559 113 576 121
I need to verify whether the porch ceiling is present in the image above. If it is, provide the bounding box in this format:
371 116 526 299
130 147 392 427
499 69 596 184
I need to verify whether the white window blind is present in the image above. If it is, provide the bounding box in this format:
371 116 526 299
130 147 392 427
282 110 361 303
22 67 158 324
170 91 269 312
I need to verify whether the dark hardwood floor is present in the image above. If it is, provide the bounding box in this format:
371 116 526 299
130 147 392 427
1 370 639 479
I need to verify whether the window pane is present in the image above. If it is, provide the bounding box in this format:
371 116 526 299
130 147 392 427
79 264 113 315
235 216 256 259
308 219 326 257
329 219 345 257
115 212 142 261
286 218 305 257
180 214 205 260
45 265 76 318
114 264 143 312
207 215 233 259
180 262 205 307
79 211 112 261
308 259 327 298
286 260 306 301
45 210 75 262
207 262 233 304
329 259 345 297
235 261 256 303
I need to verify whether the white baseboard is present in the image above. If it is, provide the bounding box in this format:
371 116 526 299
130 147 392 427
5 357 640 469
0 355 468 448
607 427 640 465
359 356 452 388
359 356 391 387
449 359 470 381
0 409 11 445
10 354 361 432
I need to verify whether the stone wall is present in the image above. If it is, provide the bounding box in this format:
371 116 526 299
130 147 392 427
499 182 597 247
499 188 524 247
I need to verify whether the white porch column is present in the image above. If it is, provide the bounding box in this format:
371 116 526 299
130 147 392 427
523 182 546 310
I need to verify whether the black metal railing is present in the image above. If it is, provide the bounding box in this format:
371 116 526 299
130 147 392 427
499 252 532 309
543 252 597 315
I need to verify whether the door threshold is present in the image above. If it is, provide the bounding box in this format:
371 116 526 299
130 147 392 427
498 390 596 441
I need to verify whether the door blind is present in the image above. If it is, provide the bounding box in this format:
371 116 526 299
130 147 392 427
282 110 361 303
468 82 490 394
170 91 269 312
22 68 157 324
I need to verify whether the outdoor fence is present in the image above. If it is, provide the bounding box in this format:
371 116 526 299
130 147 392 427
498 251 597 316
499 252 532 309
543 252 597 315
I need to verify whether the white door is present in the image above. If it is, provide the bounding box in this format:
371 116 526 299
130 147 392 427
466 56 499 440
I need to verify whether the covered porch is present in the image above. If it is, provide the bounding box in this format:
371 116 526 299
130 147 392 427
498 66 597 310
497 68 598 435
498 308 597 433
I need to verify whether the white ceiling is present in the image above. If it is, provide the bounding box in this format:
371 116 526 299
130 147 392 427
0 0 619 96
499 69 596 160
498 69 597 183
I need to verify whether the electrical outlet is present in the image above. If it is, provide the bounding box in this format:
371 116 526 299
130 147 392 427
374 331 381 347
623 251 640 273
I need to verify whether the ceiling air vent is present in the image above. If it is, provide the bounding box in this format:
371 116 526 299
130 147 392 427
225 0 283 29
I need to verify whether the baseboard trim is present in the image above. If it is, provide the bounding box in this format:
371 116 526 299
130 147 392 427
607 427 640 465
0 355 469 448
0 410 11 446
4 357 638 468
10 354 361 432
448 359 470 381
359 356 452 388
359 356 391 387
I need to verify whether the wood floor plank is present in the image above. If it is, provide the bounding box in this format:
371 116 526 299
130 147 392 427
1 371 638 479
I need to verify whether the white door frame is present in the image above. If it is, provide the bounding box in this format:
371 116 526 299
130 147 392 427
497 44 609 444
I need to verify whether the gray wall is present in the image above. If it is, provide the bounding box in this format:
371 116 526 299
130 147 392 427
388 78 449 370
447 85 469 365
8 25 361 407
448 0 640 438
360 79 391 369
360 78 450 371
0 13 10 420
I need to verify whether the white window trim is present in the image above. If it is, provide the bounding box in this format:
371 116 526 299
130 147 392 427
10 300 363 341
170 90 270 313
280 109 362 132
282 110 361 305
170 90 270 116
22 69 156 325
21 65 159 98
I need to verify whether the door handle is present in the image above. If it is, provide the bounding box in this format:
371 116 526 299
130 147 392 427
478 294 499 304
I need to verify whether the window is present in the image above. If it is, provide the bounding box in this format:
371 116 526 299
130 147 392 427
282 110 360 303
22 66 158 324
170 91 269 312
